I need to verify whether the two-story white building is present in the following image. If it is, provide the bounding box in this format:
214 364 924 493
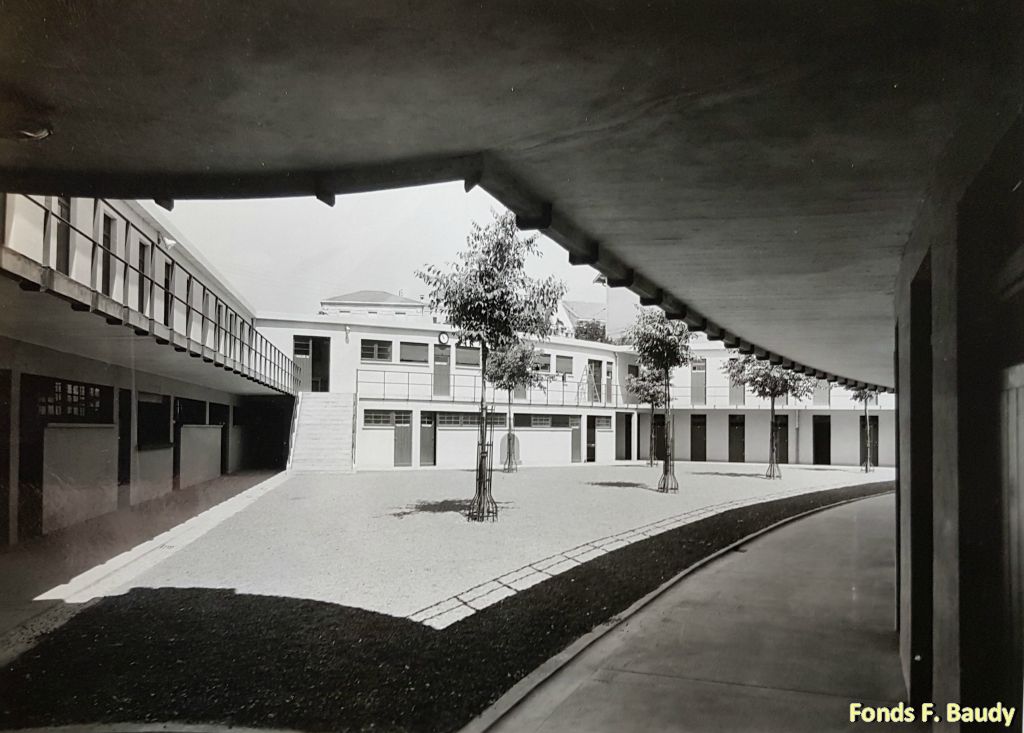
258 297 895 473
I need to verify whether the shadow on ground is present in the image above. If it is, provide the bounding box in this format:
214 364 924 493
389 498 514 519
0 481 894 733
587 481 658 491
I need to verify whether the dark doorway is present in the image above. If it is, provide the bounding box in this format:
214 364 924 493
651 414 666 461
100 213 114 296
420 412 436 466
293 336 331 392
812 415 831 465
433 345 451 397
586 415 597 462
623 413 632 460
570 416 581 463
173 397 206 490
859 415 880 467
394 411 413 467
55 196 71 275
117 388 132 506
774 414 789 464
587 359 602 401
690 414 707 461
209 402 230 474
728 414 745 462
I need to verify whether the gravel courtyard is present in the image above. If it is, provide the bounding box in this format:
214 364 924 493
59 462 894 626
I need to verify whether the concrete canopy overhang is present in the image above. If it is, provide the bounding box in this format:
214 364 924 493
1 1 1022 389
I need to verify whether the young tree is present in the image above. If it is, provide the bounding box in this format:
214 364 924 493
574 319 608 343
722 355 816 479
486 342 547 472
626 365 666 467
418 210 566 520
626 309 691 491
849 387 877 473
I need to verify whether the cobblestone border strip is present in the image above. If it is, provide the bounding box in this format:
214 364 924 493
408 484 821 628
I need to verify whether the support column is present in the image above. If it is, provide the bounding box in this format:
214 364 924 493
8 368 19 546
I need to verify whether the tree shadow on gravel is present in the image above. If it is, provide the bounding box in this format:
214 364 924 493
389 498 513 519
587 481 659 492
0 481 894 733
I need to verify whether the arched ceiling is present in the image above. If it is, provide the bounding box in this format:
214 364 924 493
1 1 1022 389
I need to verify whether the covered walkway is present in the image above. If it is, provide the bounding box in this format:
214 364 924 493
487 494 909 733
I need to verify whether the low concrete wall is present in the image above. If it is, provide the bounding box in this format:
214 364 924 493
42 424 118 534
133 446 173 504
180 425 222 489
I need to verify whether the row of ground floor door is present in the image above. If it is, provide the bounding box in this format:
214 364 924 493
353 406 891 470
639 411 884 466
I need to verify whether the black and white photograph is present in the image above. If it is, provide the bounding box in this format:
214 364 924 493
0 2 1021 731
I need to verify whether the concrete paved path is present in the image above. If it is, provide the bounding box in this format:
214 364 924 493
485 494 910 733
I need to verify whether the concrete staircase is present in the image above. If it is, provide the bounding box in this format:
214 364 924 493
288 392 355 473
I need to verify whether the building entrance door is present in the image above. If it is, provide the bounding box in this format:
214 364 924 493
420 412 436 466
586 416 597 462
690 414 707 461
570 416 581 463
651 414 666 461
433 345 450 397
118 388 132 503
394 411 413 466
774 414 789 464
728 414 745 462
623 413 632 460
859 415 879 467
812 415 831 465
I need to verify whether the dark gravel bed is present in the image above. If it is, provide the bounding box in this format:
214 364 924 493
0 481 893 733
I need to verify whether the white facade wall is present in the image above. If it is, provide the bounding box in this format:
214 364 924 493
42 425 118 533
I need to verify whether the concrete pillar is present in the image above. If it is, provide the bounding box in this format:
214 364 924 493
8 368 19 546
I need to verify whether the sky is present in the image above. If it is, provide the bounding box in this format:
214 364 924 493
160 182 606 316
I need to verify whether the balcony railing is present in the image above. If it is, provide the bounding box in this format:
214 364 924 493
1 195 299 394
355 369 852 410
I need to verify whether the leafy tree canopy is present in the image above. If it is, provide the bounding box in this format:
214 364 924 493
626 308 691 373
417 210 566 351
574 319 608 343
722 354 816 401
626 365 667 408
485 342 548 393
848 387 877 403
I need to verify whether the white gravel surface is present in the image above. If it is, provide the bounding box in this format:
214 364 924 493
89 462 893 624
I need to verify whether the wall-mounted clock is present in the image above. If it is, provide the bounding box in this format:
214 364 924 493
438 332 450 345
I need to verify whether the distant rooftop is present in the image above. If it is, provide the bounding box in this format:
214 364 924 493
562 300 607 327
322 290 424 306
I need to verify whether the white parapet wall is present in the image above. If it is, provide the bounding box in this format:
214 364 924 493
42 424 118 534
133 447 173 504
180 425 223 489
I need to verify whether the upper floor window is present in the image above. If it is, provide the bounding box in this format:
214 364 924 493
361 339 392 361
627 364 639 378
55 196 71 275
555 355 573 375
533 353 552 372
399 342 429 364
455 345 481 367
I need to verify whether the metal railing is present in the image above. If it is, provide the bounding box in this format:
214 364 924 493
3 195 299 394
354 369 847 410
